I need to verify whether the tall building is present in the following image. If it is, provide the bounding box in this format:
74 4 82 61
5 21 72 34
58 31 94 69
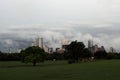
62 39 70 45
32 38 36 46
48 48 53 54
44 45 53 54
61 39 70 50
56 48 60 52
32 37 44 49
39 38 43 49
44 45 49 53
88 40 94 55
56 48 64 54
93 45 106 53
93 44 98 53
97 46 105 52
88 40 93 48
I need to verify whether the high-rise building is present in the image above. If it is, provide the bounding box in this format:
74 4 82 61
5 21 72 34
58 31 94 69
88 40 94 55
32 38 36 46
61 39 70 50
93 44 98 53
32 37 44 49
56 48 64 54
93 45 106 53
44 45 53 54
39 38 43 49
44 45 49 53
48 48 53 54
88 40 93 48
62 39 70 45
56 48 60 52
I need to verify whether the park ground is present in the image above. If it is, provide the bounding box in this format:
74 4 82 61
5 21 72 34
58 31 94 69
0 60 120 80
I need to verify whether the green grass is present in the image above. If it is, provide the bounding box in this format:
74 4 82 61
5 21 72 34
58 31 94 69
0 60 120 80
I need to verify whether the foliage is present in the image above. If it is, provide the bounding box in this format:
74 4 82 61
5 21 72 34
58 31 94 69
81 48 92 62
94 50 107 59
114 53 120 59
66 40 85 63
0 52 20 61
45 53 53 60
107 52 115 59
45 52 64 60
82 48 92 58
52 52 64 60
20 46 45 66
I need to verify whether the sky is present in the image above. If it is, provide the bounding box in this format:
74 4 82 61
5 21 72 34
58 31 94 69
0 0 120 52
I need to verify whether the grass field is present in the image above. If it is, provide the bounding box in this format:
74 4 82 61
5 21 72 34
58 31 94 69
0 60 120 80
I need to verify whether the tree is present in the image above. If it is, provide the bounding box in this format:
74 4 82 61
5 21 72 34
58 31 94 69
107 52 115 59
20 46 45 66
66 40 85 63
52 52 64 60
114 53 120 59
0 52 21 61
82 48 92 62
94 50 107 59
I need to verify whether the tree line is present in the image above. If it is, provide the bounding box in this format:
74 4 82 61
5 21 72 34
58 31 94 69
0 41 120 66
0 52 21 61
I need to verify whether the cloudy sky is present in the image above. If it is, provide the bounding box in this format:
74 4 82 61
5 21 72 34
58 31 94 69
0 0 120 52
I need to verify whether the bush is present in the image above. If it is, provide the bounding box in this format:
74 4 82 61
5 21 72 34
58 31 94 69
107 52 114 59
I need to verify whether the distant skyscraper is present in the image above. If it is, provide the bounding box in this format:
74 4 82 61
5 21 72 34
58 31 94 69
32 38 36 46
93 44 98 53
88 40 93 48
62 39 70 45
39 38 43 49
88 40 94 56
49 48 53 54
44 45 49 53
61 39 70 50
93 45 106 53
32 37 44 49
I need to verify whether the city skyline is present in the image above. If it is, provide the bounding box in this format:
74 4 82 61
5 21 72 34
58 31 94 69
0 0 120 52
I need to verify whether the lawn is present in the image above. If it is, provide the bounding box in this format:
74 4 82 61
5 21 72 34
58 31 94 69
0 60 120 80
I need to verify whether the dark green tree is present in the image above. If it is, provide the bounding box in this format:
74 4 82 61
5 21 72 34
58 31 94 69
107 52 115 59
20 46 45 66
94 50 107 59
114 53 120 59
66 40 85 63
82 48 92 62
53 52 64 60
